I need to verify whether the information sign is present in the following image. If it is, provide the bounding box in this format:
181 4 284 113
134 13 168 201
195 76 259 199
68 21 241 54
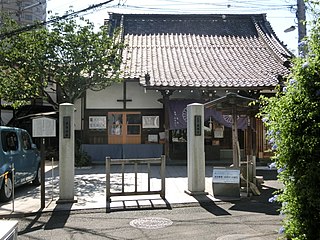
212 168 240 184
89 116 107 129
32 117 56 137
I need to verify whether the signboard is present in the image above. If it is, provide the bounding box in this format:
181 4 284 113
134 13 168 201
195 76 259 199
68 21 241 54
148 134 158 142
214 127 224 138
32 117 56 137
212 168 240 184
89 116 107 129
142 116 159 128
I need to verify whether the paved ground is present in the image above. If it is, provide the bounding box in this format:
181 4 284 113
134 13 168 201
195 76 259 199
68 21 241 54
0 161 284 239
1 161 223 214
15 200 283 240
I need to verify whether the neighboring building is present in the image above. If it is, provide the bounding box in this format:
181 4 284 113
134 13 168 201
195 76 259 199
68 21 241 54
0 0 47 127
0 0 47 25
78 13 292 164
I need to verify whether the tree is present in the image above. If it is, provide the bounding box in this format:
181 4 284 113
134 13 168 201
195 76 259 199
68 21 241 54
258 3 320 239
0 13 124 108
0 16 48 108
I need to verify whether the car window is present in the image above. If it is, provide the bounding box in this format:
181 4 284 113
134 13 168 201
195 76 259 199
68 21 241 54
1 131 19 152
21 131 32 150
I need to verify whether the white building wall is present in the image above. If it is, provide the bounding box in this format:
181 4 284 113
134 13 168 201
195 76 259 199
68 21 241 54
126 82 163 109
86 82 163 109
74 98 82 130
86 83 123 109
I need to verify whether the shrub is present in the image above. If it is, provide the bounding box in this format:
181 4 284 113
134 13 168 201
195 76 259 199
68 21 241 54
258 17 320 240
75 140 91 167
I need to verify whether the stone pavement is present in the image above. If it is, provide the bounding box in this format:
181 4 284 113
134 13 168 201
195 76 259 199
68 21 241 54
0 160 280 217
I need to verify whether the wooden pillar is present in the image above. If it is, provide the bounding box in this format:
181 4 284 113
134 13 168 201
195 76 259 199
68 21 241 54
251 116 257 156
246 115 253 157
232 107 239 167
161 90 173 161
256 118 264 159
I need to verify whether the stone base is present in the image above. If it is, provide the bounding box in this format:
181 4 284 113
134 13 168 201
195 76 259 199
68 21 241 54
184 190 208 196
56 197 78 204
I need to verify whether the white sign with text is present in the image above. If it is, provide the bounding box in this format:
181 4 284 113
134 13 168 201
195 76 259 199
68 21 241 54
212 168 240 184
32 117 56 137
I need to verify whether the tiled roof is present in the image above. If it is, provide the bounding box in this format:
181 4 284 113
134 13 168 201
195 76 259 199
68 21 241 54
109 13 292 90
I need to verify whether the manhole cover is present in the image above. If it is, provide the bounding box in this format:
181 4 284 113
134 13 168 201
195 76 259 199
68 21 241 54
130 217 173 229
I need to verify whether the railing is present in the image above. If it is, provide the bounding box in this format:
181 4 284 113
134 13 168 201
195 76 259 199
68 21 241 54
105 155 166 212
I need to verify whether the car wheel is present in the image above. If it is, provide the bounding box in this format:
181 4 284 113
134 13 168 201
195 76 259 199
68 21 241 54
32 165 41 186
0 175 13 202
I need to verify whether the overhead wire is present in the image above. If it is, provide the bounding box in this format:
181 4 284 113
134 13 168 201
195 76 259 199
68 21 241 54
101 0 297 18
4 0 301 39
45 0 298 21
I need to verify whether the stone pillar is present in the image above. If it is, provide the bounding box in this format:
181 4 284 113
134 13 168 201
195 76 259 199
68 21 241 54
57 103 77 203
185 103 207 195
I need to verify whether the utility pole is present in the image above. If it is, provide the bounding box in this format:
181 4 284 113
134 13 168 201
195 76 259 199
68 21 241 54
17 0 22 23
284 0 307 53
0 98 2 126
17 1 43 25
297 0 307 43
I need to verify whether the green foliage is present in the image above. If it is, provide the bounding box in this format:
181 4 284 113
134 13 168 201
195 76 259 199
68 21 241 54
0 12 124 108
75 149 91 167
75 139 91 167
0 15 48 107
258 14 320 240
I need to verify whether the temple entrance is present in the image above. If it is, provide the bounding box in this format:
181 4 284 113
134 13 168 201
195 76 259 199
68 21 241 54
108 112 141 144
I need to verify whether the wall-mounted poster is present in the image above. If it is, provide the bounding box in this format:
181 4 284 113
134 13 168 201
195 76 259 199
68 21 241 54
214 127 224 138
89 116 107 129
142 116 159 128
148 134 158 142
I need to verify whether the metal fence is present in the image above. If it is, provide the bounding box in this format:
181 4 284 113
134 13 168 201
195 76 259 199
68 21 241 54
105 155 166 212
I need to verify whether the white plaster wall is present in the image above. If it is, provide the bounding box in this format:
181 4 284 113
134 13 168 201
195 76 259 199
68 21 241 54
86 83 123 109
126 82 163 109
74 98 82 130
85 82 229 111
86 82 163 109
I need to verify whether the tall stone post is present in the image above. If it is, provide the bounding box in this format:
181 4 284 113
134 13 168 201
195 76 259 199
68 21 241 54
57 103 77 203
185 103 207 195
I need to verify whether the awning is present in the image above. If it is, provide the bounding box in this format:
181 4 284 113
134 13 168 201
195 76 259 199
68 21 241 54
204 92 258 167
168 99 248 130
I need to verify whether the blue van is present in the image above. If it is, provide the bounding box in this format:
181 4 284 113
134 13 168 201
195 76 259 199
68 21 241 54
0 126 41 202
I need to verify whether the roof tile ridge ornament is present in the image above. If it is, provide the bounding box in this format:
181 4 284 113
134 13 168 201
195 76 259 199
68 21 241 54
142 73 151 87
117 14 125 42
252 16 293 60
252 17 290 65
262 16 294 58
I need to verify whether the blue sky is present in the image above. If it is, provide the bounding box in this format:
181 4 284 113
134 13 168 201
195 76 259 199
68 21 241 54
47 0 305 54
